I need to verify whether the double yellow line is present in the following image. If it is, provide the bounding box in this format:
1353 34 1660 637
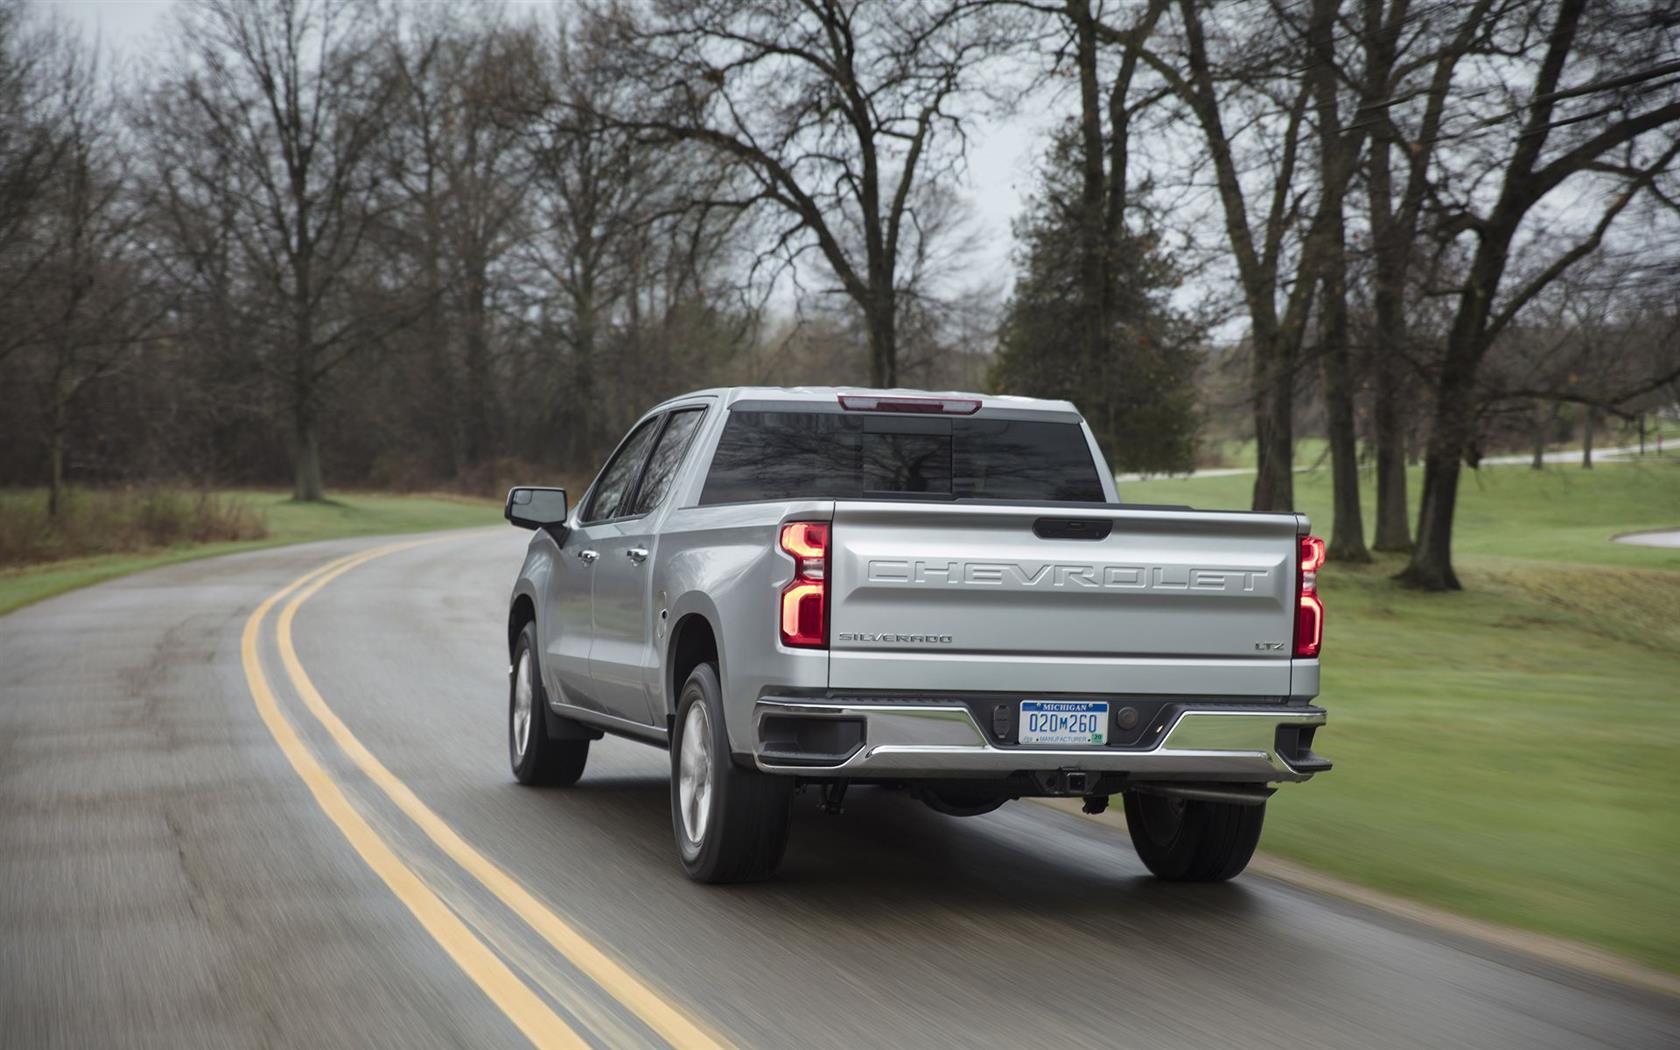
241 542 730 1050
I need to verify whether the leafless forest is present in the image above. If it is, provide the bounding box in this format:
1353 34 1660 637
1 0 1677 588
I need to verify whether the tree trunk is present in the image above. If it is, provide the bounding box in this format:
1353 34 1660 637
291 309 324 502
1370 348 1411 548
1403 446 1463 590
574 289 596 462
1400 353 1479 590
1319 285 1369 560
47 384 68 520
292 400 324 502
1366 145 1410 550
1251 334 1295 512
1370 258 1411 547
866 292 897 387
1530 401 1553 469
462 265 491 466
1071 0 1108 377
420 230 457 477
290 175 323 501
1581 405 1596 469
1314 109 1369 561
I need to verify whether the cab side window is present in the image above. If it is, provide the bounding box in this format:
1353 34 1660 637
630 408 705 516
580 417 661 523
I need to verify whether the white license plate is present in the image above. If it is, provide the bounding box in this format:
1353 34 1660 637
1019 701 1108 746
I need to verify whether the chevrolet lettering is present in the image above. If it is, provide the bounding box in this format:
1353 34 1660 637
503 386 1331 884
866 559 1272 592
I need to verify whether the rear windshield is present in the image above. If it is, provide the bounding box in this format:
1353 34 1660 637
699 409 1106 505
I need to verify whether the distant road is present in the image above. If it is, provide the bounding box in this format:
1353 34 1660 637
1615 529 1680 548
1120 443 1662 482
3 532 1678 1048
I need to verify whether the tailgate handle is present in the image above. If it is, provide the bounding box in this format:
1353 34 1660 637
1032 518 1112 540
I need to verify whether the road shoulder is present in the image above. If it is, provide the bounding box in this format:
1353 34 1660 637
1033 796 1680 999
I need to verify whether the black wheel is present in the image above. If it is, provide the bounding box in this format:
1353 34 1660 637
1122 791 1264 882
509 623 588 786
670 662 792 883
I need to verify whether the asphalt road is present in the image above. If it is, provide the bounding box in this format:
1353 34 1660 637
3 529 1677 1049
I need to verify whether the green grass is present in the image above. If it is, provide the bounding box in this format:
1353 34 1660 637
1123 455 1680 569
0 489 499 616
1123 458 1680 972
1194 435 1332 470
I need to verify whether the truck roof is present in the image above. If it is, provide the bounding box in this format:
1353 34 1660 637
652 386 1080 416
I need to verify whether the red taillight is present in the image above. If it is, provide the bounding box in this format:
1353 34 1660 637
779 522 829 647
1294 535 1325 658
780 521 828 563
1295 590 1323 657
781 581 825 645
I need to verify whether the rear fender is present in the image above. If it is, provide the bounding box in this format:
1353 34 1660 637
664 591 725 716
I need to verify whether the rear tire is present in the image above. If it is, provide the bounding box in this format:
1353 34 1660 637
509 624 588 786
1123 791 1264 882
670 663 792 883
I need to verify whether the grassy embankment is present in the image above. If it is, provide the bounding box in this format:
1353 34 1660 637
0 488 500 616
1122 457 1680 973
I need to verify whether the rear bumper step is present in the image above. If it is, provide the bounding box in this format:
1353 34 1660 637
751 697 1329 781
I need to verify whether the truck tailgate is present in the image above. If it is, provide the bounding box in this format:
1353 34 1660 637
827 501 1302 697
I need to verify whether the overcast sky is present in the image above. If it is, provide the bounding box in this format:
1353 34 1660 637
50 0 1050 288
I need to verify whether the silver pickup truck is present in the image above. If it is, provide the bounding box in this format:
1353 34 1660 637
503 387 1329 883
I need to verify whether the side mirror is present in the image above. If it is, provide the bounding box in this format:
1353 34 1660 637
505 487 568 530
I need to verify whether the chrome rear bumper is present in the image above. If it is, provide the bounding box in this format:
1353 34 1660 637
752 697 1328 782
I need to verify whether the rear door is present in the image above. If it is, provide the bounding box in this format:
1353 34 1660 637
545 415 661 713
589 406 707 725
826 502 1300 698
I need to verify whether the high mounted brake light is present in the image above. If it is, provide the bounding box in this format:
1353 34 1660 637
1294 535 1326 658
837 394 981 415
779 522 829 648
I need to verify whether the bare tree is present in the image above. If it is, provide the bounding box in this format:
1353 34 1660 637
156 0 396 501
0 11 160 514
35 45 150 515
1296 0 1380 562
518 20 674 461
0 1 72 369
1063 0 1169 375
511 15 760 461
1116 1 1357 513
383 8 531 471
1398 0 1680 589
590 0 1022 387
1346 0 1500 550
1480 260 1680 473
